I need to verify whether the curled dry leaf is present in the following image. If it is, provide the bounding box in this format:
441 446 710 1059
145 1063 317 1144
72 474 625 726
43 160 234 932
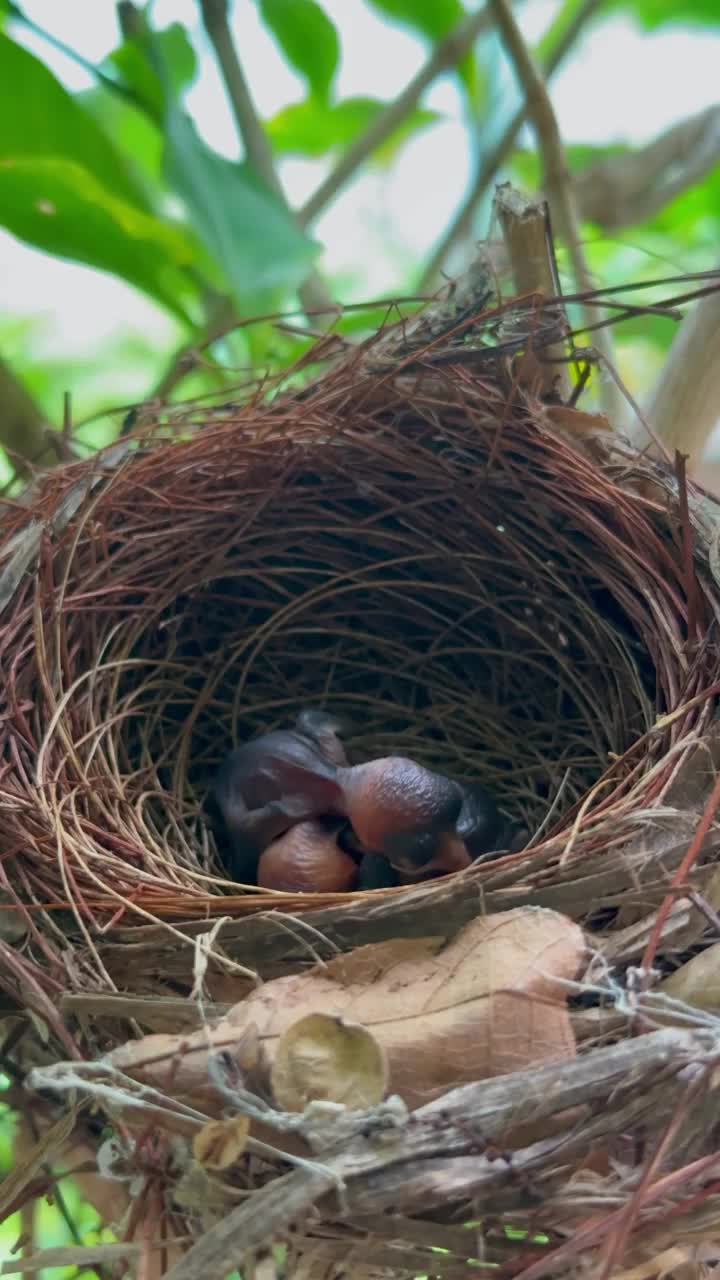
271 1013 388 1112
660 942 720 1012
109 907 585 1115
193 1114 250 1172
544 405 615 463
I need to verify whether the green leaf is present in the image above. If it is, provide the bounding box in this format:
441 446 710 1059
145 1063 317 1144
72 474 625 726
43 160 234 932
0 32 150 211
107 22 198 122
258 0 339 100
164 109 319 307
363 0 478 97
78 85 164 193
615 0 719 27
365 0 465 41
0 156 199 320
267 96 441 159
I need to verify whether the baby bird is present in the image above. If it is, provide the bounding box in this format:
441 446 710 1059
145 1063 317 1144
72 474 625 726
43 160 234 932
337 756 468 876
213 709 347 881
214 712 512 889
257 818 358 893
338 759 510 878
455 780 504 858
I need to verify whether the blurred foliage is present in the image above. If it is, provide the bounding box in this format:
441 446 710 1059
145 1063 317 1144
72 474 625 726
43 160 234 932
259 0 340 101
266 97 440 160
0 1088 115 1280
0 0 716 461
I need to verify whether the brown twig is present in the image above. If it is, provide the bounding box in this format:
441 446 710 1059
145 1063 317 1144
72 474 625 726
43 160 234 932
419 0 601 291
298 6 492 228
641 764 720 975
156 2 494 400
494 184 571 399
199 0 335 322
487 0 620 417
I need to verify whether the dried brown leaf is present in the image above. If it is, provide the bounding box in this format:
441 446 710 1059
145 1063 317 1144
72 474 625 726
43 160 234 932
193 1114 250 1171
545 405 613 438
271 1013 388 1112
110 907 585 1112
660 942 720 1011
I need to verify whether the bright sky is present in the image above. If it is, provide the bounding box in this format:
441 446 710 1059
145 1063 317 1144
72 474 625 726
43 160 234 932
4 1 720 404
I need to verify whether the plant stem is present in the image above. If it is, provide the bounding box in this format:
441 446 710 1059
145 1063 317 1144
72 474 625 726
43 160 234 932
155 1 495 400
495 184 571 400
298 6 492 228
487 0 621 418
0 357 58 474
419 0 600 291
199 0 336 320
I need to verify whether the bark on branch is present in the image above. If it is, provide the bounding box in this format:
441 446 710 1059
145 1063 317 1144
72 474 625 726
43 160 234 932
576 105 720 231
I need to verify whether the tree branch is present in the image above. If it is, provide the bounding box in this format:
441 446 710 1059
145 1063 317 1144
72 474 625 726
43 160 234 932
199 0 335 320
574 104 720 231
495 184 571 400
161 1026 713 1280
154 1 491 402
10 1 147 111
419 0 601 291
487 0 620 418
630 271 720 461
0 357 58 473
297 5 493 227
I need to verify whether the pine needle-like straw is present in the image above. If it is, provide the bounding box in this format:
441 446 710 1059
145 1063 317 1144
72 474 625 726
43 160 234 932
3 279 720 1277
1 292 719 958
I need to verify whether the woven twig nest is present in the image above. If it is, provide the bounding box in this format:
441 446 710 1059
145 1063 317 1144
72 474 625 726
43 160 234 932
3 280 720 1276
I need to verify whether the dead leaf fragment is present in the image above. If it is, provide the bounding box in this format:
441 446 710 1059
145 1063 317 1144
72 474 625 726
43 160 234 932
109 907 585 1116
271 1013 388 1112
660 943 720 1012
192 1114 250 1172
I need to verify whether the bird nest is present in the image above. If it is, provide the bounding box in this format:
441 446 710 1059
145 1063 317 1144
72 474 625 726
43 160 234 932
3 277 720 1278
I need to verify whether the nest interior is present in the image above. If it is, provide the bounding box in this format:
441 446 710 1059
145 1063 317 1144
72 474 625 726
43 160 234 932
4 305 720 1277
1 343 718 962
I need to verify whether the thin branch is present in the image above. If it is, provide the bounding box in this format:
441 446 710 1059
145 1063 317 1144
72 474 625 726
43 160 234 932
297 5 493 227
8 1 146 110
487 0 620 418
201 1 283 200
199 0 335 321
153 3 494 401
419 0 601 291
